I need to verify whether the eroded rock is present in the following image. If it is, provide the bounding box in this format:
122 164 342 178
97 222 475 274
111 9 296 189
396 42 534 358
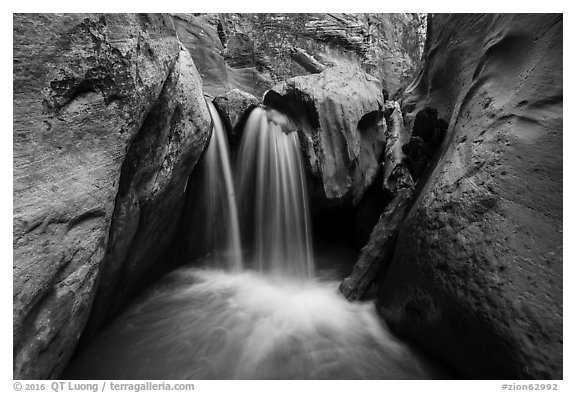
80 48 211 347
263 66 386 207
172 13 426 99
379 14 563 379
171 13 273 98
212 89 259 147
13 14 209 379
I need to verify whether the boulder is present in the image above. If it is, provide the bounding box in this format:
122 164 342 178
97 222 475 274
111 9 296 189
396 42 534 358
378 14 563 379
13 14 209 379
263 66 386 208
212 89 259 147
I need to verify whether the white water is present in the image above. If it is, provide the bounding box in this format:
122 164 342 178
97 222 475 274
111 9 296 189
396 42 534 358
194 102 243 271
65 104 439 380
66 267 433 379
236 107 314 279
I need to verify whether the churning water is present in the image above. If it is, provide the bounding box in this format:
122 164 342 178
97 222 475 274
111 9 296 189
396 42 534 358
66 267 433 379
65 104 437 380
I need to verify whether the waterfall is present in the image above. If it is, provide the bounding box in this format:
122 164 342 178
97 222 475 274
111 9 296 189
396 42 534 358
190 101 243 271
65 102 439 380
236 106 314 280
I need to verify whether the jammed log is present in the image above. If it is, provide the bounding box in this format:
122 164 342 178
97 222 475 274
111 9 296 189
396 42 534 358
289 47 327 74
339 187 414 301
382 101 414 196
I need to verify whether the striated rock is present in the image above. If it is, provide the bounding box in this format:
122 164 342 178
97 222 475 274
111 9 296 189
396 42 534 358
80 49 211 348
263 66 386 208
13 14 209 379
212 88 259 147
379 14 563 379
172 13 425 98
171 13 273 98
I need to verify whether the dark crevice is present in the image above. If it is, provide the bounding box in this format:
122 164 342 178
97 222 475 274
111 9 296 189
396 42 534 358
172 132 215 265
262 89 320 131
357 109 384 133
402 106 447 182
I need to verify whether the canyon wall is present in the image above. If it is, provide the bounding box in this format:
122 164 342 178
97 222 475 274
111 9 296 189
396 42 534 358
173 13 425 98
13 14 211 379
378 14 563 379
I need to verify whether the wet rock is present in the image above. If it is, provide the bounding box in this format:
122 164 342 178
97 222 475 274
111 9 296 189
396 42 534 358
212 89 259 147
13 14 209 379
263 66 386 207
379 14 563 379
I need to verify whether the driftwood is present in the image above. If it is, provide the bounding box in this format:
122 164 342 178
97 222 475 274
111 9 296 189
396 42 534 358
339 187 414 301
289 47 327 74
340 100 415 301
382 101 413 195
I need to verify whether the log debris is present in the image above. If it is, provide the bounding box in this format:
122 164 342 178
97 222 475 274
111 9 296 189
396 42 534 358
382 101 413 195
340 100 414 301
289 47 327 74
339 187 414 301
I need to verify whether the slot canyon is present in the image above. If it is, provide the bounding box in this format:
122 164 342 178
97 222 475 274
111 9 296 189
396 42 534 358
13 13 562 380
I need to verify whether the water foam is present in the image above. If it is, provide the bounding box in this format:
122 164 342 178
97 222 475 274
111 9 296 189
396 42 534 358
66 267 433 379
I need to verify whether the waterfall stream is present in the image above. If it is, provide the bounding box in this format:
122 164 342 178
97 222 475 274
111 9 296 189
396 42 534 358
236 107 314 279
204 102 243 271
65 104 439 380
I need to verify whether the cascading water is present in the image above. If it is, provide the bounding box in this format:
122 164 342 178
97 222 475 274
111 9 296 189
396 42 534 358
65 104 441 380
236 107 314 279
184 101 243 271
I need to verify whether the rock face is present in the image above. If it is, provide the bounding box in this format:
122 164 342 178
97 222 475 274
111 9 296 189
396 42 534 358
172 13 425 98
171 13 273 98
13 14 210 379
378 14 563 379
263 66 386 208
81 49 211 346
